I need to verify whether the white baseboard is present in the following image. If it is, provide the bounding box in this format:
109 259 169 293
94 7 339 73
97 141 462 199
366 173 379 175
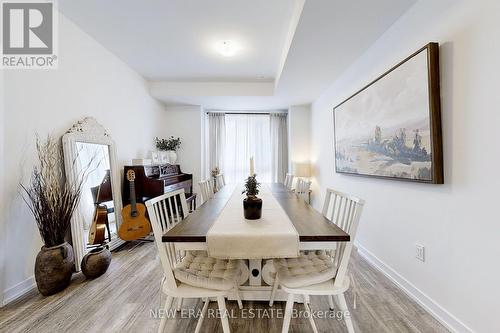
2 275 36 306
355 243 473 333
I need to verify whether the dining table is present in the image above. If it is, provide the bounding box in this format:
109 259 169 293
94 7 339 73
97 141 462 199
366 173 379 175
162 182 350 302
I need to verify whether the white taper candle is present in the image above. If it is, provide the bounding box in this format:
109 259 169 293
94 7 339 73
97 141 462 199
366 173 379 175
250 156 255 176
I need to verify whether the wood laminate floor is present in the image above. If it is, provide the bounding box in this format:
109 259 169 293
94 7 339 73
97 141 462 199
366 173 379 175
0 242 449 333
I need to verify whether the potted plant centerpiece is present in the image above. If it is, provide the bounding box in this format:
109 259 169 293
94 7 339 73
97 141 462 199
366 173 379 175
242 175 262 220
21 135 89 296
155 136 181 164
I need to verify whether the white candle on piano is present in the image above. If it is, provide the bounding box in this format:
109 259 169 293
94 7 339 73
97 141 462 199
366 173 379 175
250 156 255 176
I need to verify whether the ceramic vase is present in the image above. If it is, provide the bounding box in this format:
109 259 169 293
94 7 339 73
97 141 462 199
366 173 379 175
34 242 74 296
243 196 262 220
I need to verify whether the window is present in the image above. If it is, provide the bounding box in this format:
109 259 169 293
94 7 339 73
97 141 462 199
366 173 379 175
224 114 271 183
207 111 288 184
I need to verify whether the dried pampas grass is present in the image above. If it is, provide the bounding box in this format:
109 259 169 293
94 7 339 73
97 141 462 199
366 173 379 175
21 135 91 247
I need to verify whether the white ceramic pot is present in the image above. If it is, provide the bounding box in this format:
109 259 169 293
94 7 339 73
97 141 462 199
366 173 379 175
151 151 160 164
166 150 177 164
159 151 169 164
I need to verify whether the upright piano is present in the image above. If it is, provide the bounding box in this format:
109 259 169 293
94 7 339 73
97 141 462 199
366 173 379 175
123 164 197 211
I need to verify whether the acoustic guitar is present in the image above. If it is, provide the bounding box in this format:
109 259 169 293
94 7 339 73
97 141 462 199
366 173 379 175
118 170 151 241
88 178 109 245
88 205 108 245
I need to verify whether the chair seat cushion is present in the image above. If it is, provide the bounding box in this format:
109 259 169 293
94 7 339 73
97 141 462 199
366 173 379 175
174 251 242 291
274 250 337 288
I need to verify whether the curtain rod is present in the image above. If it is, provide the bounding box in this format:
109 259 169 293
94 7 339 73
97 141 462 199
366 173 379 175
207 112 269 115
206 112 287 115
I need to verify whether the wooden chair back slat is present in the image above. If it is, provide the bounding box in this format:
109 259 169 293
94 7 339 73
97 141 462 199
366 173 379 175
331 194 338 222
321 190 331 217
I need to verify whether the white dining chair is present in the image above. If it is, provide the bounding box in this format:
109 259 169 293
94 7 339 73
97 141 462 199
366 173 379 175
146 189 243 333
215 173 226 191
269 188 365 333
199 179 214 202
284 173 294 191
293 178 300 190
295 178 311 203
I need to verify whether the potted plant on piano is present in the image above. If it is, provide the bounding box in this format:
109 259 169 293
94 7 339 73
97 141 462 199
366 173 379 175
242 174 262 220
155 136 181 164
20 135 89 296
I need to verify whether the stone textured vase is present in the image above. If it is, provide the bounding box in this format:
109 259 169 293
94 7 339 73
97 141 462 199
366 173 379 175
81 246 112 279
243 196 263 220
34 242 74 296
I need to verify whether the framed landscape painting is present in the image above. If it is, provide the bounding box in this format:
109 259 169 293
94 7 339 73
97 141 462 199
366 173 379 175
333 43 443 184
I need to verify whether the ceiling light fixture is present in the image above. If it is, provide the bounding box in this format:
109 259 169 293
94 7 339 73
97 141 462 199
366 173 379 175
214 40 238 57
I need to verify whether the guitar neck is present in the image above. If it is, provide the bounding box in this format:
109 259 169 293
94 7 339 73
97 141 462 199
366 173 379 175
129 181 138 212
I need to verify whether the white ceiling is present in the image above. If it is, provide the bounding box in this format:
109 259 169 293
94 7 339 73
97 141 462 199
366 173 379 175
58 0 416 109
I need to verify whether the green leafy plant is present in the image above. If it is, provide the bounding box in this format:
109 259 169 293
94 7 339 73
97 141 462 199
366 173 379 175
242 175 260 197
155 136 182 151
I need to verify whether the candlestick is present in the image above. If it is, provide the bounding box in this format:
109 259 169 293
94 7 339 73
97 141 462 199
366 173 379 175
250 156 255 176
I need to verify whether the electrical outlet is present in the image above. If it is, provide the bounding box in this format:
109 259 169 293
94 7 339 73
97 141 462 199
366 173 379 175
416 244 425 262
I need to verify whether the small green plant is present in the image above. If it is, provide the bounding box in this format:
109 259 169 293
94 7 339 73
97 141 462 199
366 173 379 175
242 175 260 197
155 136 181 151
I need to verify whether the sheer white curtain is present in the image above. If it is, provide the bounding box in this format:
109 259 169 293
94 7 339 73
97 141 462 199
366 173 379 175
270 113 288 183
208 112 225 174
224 114 271 183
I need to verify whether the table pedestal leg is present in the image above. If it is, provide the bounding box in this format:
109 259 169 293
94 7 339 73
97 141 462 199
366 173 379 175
249 259 262 286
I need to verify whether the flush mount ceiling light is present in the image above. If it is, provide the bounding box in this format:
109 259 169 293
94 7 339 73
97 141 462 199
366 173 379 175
214 40 239 57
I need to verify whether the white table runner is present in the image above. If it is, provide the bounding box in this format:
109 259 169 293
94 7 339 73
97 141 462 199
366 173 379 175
207 185 299 259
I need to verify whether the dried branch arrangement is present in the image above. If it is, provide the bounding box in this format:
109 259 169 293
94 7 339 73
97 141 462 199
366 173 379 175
21 135 91 247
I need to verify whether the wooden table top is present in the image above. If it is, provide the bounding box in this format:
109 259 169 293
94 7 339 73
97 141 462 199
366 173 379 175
162 183 350 243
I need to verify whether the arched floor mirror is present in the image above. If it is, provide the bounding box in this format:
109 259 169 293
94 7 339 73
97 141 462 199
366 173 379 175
62 117 124 271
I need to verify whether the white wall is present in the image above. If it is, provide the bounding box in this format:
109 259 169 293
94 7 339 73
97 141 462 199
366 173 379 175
310 0 500 332
288 104 311 168
0 13 166 304
160 105 204 205
0 68 5 305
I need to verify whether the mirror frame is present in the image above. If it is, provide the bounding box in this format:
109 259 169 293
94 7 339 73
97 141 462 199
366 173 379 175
62 117 124 271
